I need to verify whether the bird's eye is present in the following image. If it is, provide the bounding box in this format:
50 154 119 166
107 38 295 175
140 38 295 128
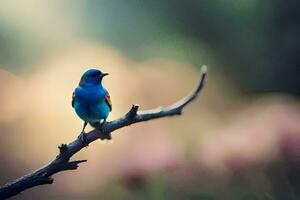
91 74 97 77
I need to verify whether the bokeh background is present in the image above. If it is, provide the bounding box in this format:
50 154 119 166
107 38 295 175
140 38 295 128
0 1 300 199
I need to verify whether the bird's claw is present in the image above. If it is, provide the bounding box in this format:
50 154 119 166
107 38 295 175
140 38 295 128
78 132 89 147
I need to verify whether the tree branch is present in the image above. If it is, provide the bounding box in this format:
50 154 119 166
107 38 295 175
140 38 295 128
0 66 207 199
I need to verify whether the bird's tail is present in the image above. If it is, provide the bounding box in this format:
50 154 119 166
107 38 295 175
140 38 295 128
89 121 101 129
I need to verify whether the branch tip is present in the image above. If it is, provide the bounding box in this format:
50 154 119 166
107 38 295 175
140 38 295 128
62 160 87 170
48 178 54 184
194 65 207 96
71 159 87 164
58 144 68 155
201 65 208 74
126 104 139 118
39 176 54 184
132 104 139 110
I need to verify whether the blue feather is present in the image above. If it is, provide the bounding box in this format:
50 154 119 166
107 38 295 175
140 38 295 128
73 69 111 124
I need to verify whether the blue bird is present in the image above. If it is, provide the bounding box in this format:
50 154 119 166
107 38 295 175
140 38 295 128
72 69 112 145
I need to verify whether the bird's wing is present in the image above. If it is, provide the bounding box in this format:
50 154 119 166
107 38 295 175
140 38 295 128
72 91 75 108
105 91 112 111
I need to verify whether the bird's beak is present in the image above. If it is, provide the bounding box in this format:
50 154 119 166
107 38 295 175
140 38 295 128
102 73 109 77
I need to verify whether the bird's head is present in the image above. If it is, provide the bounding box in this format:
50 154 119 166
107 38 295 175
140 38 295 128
79 69 109 87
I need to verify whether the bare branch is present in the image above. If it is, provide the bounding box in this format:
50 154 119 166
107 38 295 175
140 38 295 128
0 66 207 199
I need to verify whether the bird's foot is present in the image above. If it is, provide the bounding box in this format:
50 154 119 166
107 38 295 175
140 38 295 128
78 131 89 147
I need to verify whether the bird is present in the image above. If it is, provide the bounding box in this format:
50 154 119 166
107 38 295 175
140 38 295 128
72 69 112 145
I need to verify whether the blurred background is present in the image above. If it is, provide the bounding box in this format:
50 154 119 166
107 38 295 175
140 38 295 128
0 0 299 199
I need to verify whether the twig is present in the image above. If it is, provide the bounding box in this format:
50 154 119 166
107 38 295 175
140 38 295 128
0 66 207 199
